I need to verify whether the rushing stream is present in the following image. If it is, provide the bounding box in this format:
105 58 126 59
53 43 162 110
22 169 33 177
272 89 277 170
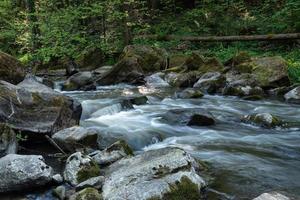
56 83 300 200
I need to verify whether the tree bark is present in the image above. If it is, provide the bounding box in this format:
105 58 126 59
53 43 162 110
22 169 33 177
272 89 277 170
136 33 300 42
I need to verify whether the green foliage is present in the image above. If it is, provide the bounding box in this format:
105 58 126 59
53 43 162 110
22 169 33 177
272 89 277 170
288 61 300 83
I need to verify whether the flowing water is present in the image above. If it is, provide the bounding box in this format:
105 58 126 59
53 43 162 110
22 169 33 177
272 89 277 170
57 84 300 199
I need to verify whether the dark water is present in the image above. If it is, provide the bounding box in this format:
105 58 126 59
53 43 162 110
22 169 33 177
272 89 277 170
61 84 300 200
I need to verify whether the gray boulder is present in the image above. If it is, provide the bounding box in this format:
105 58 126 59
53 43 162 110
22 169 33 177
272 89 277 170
52 126 99 152
0 123 17 157
161 108 215 126
102 147 206 200
0 154 53 192
145 73 170 88
284 86 300 104
0 78 82 135
64 152 101 186
90 140 133 166
193 72 226 94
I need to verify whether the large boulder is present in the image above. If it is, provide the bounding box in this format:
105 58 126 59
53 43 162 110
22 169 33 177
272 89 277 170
145 73 170 88
0 154 53 193
161 108 215 126
63 72 96 91
121 45 168 73
0 76 82 135
64 152 101 186
284 86 300 104
0 51 25 84
0 123 17 157
168 71 202 88
193 72 226 94
96 45 168 85
181 52 224 73
102 147 206 200
226 55 289 88
52 126 99 152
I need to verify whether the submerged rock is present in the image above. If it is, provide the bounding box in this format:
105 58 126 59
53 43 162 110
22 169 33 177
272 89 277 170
176 88 204 99
0 123 17 157
253 192 291 200
0 154 53 192
90 140 133 166
0 51 25 84
241 113 284 128
161 108 215 126
64 152 101 186
193 72 226 94
63 71 96 91
284 86 300 104
70 187 102 200
52 126 99 152
127 96 148 105
102 147 206 200
0 77 82 135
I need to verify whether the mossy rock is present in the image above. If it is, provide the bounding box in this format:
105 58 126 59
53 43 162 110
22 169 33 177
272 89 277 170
71 188 102 200
76 48 105 70
77 160 101 183
168 54 189 69
0 51 25 84
242 113 284 128
225 51 251 67
148 176 202 200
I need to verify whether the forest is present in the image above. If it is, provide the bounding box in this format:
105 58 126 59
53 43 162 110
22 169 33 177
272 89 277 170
0 0 300 200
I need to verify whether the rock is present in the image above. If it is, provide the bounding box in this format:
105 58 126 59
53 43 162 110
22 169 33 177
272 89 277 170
64 152 101 186
52 126 99 152
102 147 206 200
145 73 170 88
284 86 300 104
128 96 148 105
69 187 102 200
176 88 204 99
227 56 289 88
52 174 64 184
242 95 264 101
0 123 17 158
241 113 284 128
193 72 226 94
90 140 133 166
120 45 168 73
253 192 290 200
0 51 25 84
223 85 264 97
93 66 113 76
169 71 202 88
96 45 168 85
63 72 96 91
53 185 66 200
268 85 296 97
76 176 105 191
168 54 189 69
181 52 224 73
0 79 82 135
161 108 215 126
96 56 145 86
0 154 53 192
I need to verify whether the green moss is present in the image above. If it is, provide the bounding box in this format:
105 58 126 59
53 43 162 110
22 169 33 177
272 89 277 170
161 176 201 200
77 161 101 183
75 188 102 200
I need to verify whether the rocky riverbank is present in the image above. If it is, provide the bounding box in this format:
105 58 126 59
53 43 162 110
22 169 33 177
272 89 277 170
0 47 300 199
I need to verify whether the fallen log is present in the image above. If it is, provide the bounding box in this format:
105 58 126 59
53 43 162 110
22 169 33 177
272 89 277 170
135 33 300 42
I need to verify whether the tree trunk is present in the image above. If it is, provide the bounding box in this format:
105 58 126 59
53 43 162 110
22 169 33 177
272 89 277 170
136 33 300 42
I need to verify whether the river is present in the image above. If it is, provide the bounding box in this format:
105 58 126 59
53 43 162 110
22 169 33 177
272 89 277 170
54 83 300 200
